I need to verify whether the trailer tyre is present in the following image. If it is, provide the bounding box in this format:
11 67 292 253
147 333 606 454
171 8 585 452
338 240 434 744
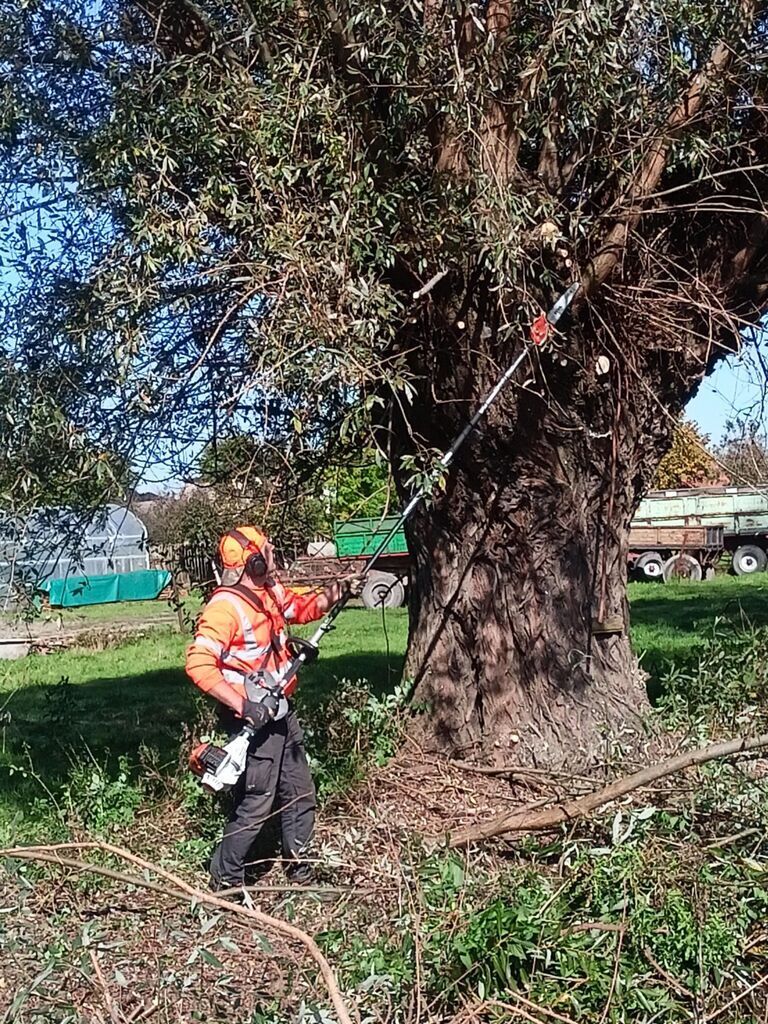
662 553 703 583
362 572 405 609
732 545 768 576
635 551 664 580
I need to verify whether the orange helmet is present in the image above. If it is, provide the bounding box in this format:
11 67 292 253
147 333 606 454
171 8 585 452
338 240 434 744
218 526 268 586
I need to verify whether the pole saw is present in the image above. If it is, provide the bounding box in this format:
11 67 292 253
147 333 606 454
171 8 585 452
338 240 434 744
190 280 580 793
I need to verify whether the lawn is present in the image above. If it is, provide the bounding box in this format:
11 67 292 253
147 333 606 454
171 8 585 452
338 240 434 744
1 574 767 826
628 572 768 673
0 595 198 632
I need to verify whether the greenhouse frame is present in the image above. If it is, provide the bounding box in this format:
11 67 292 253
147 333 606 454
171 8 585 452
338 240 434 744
0 503 151 608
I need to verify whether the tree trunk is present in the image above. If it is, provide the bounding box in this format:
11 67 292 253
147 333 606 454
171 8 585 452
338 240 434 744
393 304 676 769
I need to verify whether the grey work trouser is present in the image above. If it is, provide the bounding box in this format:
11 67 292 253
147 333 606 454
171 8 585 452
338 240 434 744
209 708 316 887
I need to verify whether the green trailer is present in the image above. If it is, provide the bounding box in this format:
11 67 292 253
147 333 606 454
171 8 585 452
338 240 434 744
288 517 411 609
632 485 768 577
333 517 409 558
329 516 410 608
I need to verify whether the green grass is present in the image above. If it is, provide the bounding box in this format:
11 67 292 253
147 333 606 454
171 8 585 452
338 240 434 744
1 595 200 629
629 572 768 677
2 575 768 827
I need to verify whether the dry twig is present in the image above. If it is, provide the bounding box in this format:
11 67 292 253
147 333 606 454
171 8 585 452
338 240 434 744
89 949 119 1024
641 946 695 1001
702 972 768 1023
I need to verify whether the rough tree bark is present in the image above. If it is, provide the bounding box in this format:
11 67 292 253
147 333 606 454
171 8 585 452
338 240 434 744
394 304 680 766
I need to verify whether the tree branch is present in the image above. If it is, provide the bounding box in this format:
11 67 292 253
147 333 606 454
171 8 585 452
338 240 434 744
443 731 768 848
537 93 564 192
729 213 768 294
322 1 378 145
584 32 747 293
0 840 353 1024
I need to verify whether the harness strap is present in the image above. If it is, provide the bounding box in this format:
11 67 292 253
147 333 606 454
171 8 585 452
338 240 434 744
216 584 286 669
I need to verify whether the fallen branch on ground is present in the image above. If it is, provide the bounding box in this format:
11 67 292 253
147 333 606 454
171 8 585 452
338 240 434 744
0 840 353 1024
444 732 768 849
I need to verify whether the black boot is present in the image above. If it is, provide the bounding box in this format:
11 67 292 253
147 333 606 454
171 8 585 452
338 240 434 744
284 860 313 885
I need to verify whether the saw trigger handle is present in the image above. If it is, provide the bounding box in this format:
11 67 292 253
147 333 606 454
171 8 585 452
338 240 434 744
286 635 319 664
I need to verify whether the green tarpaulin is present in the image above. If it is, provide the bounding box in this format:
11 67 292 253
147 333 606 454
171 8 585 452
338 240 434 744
40 569 172 608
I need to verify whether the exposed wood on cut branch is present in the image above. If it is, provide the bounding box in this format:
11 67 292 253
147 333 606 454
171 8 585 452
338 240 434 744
412 269 449 299
486 0 512 38
444 732 768 849
584 31 745 294
0 840 354 1024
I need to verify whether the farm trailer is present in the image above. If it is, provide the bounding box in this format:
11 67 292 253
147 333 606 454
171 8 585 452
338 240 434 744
631 485 768 579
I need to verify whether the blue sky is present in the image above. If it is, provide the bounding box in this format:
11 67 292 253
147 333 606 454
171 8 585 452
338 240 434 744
686 345 767 443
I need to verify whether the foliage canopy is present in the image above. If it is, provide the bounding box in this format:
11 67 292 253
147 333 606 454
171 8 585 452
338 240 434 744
2 0 767 499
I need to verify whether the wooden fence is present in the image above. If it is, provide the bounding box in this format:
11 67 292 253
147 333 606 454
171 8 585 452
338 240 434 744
150 543 215 592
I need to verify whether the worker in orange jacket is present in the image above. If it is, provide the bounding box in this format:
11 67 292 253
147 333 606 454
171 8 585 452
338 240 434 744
186 525 362 889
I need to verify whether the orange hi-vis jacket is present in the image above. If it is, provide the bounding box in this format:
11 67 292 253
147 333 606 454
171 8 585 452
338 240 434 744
185 581 324 703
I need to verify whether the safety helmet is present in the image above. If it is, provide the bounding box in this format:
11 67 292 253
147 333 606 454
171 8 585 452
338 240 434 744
217 526 269 586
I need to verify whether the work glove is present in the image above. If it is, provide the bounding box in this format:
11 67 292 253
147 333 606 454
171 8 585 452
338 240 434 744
242 692 280 728
341 573 364 598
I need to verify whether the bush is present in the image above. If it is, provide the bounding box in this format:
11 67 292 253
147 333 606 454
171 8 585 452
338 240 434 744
61 755 144 835
657 617 768 735
302 680 409 799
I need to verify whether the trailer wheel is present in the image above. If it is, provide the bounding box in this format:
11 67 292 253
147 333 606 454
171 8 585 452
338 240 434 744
362 572 405 609
635 551 664 580
662 553 703 583
732 545 768 576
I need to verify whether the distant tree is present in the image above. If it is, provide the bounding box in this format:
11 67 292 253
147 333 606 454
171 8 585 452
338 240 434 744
144 435 331 558
142 492 225 548
717 434 768 485
652 420 723 489
322 455 393 523
198 436 267 490
199 437 394 529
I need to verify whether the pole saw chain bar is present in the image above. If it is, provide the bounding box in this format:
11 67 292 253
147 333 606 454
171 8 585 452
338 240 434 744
531 281 580 346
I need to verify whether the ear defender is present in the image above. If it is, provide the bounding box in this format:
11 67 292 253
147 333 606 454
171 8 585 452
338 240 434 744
245 549 268 577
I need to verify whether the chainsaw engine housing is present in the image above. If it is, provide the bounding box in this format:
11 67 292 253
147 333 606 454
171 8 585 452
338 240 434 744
189 728 253 794
189 742 227 778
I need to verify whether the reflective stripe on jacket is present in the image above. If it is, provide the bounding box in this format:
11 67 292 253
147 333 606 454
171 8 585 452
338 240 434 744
185 581 323 698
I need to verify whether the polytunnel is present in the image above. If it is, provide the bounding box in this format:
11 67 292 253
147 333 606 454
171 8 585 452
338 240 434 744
0 504 152 608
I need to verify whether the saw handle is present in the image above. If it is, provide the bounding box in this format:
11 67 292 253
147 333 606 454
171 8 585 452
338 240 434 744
285 635 319 664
